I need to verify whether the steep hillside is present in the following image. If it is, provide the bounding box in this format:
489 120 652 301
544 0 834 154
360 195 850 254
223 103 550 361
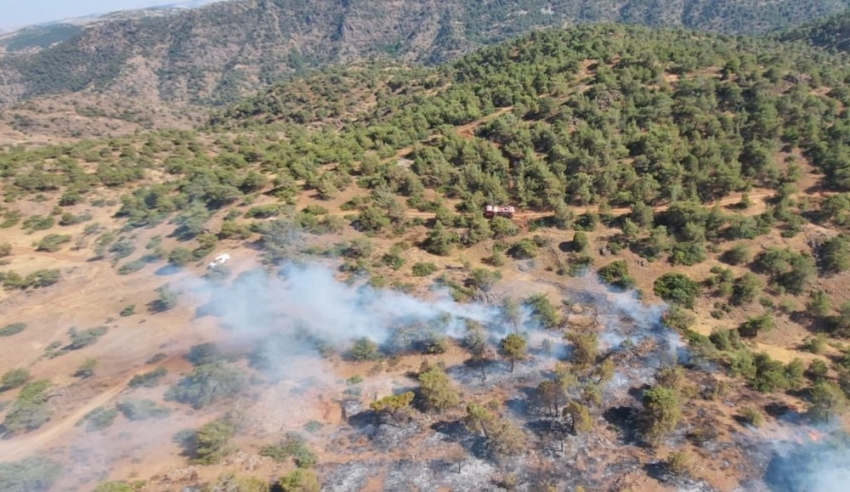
4 24 850 492
3 0 850 110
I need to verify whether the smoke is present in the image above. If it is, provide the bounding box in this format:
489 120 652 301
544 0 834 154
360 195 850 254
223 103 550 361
763 431 850 492
194 262 502 350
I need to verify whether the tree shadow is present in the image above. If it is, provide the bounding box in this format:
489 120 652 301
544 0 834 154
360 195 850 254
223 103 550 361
155 264 181 276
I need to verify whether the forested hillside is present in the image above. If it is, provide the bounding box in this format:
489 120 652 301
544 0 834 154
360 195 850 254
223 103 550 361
6 23 850 491
775 10 850 52
2 0 850 110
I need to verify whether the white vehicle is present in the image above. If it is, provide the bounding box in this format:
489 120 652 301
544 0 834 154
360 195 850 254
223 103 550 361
208 253 231 269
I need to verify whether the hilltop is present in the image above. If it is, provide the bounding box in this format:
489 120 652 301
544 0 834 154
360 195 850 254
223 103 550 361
4 22 850 492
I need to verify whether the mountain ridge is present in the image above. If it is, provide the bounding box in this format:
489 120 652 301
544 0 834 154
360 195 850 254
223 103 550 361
3 0 850 112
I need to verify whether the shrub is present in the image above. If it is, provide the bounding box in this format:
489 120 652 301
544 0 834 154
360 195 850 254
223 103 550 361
2 380 53 434
1 369 30 391
411 262 438 277
67 326 108 350
245 204 281 219
194 420 235 464
278 469 320 492
349 337 381 361
738 314 774 338
150 285 178 312
0 458 61 492
260 433 317 468
0 322 26 337
22 215 54 232
524 294 562 329
116 398 171 421
92 482 134 492
572 231 589 252
467 268 502 292
739 407 765 428
165 363 245 409
721 244 752 265
117 258 148 275
74 358 97 379
508 238 538 259
598 260 635 289
168 247 193 267
654 273 700 309
128 367 167 388
79 407 118 432
0 242 10 257
819 236 850 274
665 450 692 476
119 305 136 317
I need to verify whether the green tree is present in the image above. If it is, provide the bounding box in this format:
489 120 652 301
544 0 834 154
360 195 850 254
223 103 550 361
194 420 235 464
641 386 681 445
278 469 320 492
500 334 527 373
370 391 414 424
423 220 456 256
563 400 593 434
731 273 762 306
820 235 850 274
809 381 847 423
653 273 700 309
350 337 381 361
418 365 459 413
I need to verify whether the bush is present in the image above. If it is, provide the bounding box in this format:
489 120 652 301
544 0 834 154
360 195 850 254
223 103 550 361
193 420 235 464
819 235 850 274
0 458 61 492
79 406 118 432
350 337 381 361
74 358 97 378
753 247 815 295
467 268 502 292
278 469 320 492
665 450 692 476
128 367 167 388
260 433 317 468
524 294 562 329
165 363 245 409
150 285 178 312
598 260 635 289
721 244 752 265
67 326 108 350
245 204 281 219
0 242 11 257
0 322 26 337
117 398 171 421
92 482 134 492
1 369 30 391
120 305 136 317
572 231 589 252
117 258 148 275
168 247 193 267
739 407 765 428
654 273 700 309
508 238 538 259
411 262 438 277
2 380 52 434
738 313 774 338
22 215 54 232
